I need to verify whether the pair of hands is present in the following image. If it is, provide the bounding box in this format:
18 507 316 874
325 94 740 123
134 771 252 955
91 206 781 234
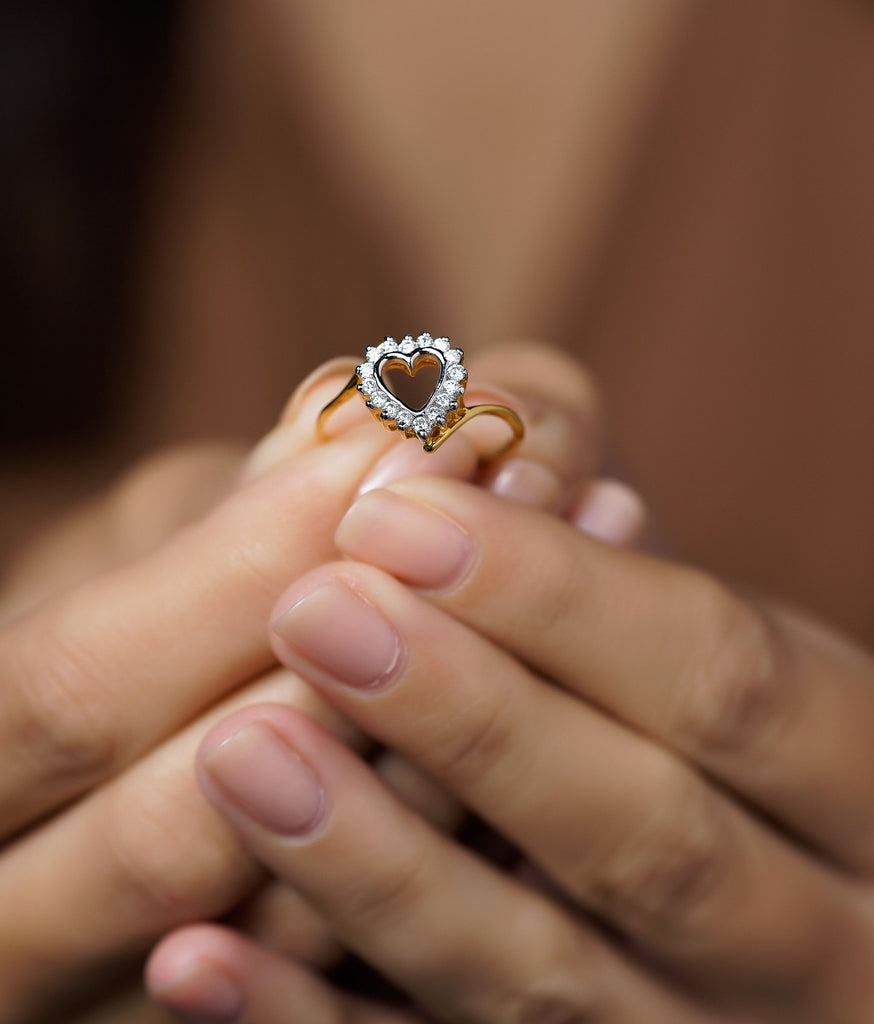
0 342 607 1022
3 343 874 1023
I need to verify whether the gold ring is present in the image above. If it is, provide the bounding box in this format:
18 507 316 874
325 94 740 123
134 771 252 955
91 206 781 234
317 334 524 456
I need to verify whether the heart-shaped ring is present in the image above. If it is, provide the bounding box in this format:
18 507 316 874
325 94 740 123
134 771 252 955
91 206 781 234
316 333 524 455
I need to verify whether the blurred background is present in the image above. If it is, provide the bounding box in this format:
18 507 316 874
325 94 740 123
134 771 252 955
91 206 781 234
1 0 873 638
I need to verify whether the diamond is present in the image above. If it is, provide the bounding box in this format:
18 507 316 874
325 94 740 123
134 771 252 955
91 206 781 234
356 336 471 443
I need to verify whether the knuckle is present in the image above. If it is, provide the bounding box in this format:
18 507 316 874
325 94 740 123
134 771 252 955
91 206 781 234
335 843 430 932
490 917 604 1024
8 610 118 786
588 764 731 939
672 579 792 757
499 988 601 1024
427 685 514 790
521 545 583 647
101 777 250 926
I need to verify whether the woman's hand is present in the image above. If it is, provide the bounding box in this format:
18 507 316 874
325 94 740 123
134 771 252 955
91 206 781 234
0 343 609 1023
158 457 874 1021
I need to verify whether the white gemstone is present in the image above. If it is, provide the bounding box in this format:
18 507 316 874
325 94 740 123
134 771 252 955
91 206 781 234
382 401 399 419
413 415 430 437
433 337 450 352
445 348 462 364
358 362 374 377
416 333 432 346
447 364 467 382
382 336 397 349
366 346 380 362
358 379 374 394
443 380 463 397
369 392 385 409
396 410 412 429
400 336 415 353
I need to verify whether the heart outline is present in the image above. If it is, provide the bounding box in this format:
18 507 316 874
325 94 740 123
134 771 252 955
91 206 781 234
375 348 446 414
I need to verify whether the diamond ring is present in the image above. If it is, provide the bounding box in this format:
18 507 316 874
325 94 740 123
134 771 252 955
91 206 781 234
316 334 524 455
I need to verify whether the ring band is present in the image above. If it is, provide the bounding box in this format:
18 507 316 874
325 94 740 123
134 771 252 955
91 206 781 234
316 334 524 456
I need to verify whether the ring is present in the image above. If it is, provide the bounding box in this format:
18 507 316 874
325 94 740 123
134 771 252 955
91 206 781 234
317 334 524 455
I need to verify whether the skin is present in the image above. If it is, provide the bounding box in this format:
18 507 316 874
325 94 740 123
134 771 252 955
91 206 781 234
0 344 604 1023
141 353 874 1022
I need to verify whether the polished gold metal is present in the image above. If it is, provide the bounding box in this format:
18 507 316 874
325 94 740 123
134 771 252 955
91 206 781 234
316 374 361 438
317 372 524 457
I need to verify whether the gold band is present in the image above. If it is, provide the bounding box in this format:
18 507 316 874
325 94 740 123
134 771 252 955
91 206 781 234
317 373 524 457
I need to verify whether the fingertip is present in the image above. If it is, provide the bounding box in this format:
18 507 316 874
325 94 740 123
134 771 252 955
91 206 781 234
147 926 246 1021
570 479 647 547
355 430 479 497
279 356 362 426
483 457 564 511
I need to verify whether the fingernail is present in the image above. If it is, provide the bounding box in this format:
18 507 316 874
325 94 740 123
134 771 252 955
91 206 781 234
336 489 475 590
151 958 245 1022
357 434 477 496
272 579 403 688
203 721 325 836
487 458 563 510
573 479 646 546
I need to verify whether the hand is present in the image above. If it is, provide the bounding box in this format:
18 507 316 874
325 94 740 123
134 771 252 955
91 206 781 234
0 343 608 1023
158 424 874 1021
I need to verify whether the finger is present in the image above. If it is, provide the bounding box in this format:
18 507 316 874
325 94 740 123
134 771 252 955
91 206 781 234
568 477 648 546
241 358 367 481
336 476 874 875
0 412 479 839
0 442 245 622
468 340 603 481
147 924 423 1024
229 879 344 969
267 562 868 1013
195 704 713 1024
232 751 465 966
